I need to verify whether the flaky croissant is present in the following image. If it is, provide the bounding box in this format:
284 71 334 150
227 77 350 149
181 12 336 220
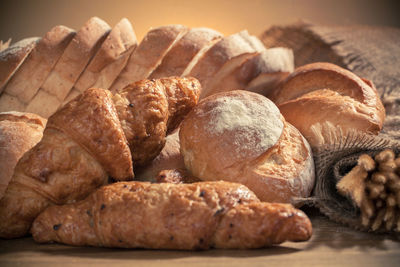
0 77 200 239
31 181 312 249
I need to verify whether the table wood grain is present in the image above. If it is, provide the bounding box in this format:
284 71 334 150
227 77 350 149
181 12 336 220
1 208 399 267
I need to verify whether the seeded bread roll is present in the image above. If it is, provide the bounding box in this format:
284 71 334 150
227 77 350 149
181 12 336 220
179 90 315 204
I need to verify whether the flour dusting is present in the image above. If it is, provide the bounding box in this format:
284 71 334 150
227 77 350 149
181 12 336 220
204 92 283 161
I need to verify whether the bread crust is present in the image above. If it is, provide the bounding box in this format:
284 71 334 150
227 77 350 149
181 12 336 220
64 18 138 104
110 25 188 92
149 27 222 79
31 181 312 249
2 26 75 107
0 112 46 199
272 62 385 146
26 17 111 117
0 37 39 92
188 31 261 98
180 90 314 204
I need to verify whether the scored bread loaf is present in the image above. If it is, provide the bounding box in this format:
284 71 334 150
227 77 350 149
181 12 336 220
149 27 222 79
25 17 111 117
110 25 188 92
270 62 386 147
64 18 138 104
179 90 315 204
0 111 46 199
0 26 76 112
186 31 264 98
0 37 39 92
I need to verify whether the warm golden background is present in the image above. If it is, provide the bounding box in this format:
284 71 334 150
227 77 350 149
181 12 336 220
0 0 399 42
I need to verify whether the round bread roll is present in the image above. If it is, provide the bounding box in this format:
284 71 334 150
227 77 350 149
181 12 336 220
0 111 46 199
270 62 386 147
179 90 315 204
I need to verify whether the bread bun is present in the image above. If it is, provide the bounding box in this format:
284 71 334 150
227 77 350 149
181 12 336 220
270 62 385 147
0 111 46 198
179 90 315 204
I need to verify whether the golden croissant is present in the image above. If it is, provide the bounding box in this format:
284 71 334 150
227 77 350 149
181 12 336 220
0 77 200 238
31 181 312 249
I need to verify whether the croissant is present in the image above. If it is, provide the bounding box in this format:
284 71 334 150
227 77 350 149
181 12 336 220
0 77 200 239
31 181 312 249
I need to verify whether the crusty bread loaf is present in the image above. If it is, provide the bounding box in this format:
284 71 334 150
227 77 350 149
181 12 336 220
64 18 137 104
187 31 264 98
0 26 75 112
110 25 188 92
0 111 46 199
179 90 315 204
25 17 111 117
149 28 222 79
271 62 385 147
135 131 185 181
0 37 39 92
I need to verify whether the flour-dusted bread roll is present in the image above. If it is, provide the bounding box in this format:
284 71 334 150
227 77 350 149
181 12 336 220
270 62 386 147
0 26 75 112
179 90 315 204
0 111 46 199
0 37 39 93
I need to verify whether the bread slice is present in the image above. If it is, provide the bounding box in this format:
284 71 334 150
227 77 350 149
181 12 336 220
0 37 39 93
186 31 263 98
205 47 293 96
64 18 138 105
245 47 294 96
1 26 75 111
26 17 111 117
109 24 188 92
201 32 267 98
149 28 222 79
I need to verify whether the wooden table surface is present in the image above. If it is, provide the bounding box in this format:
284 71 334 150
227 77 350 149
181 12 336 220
1 208 399 267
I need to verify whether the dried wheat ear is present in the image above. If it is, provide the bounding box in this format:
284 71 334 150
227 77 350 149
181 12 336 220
336 149 400 232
